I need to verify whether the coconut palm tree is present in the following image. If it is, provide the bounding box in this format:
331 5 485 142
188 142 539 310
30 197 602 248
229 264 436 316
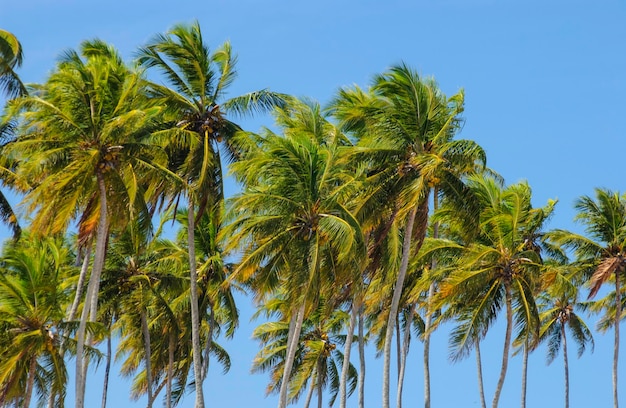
538 264 594 408
2 39 170 408
137 22 285 406
426 176 553 408
225 99 364 408
0 29 26 99
332 63 485 408
0 233 75 407
548 188 626 408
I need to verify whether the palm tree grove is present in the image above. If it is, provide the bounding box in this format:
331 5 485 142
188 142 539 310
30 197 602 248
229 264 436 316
1 21 625 408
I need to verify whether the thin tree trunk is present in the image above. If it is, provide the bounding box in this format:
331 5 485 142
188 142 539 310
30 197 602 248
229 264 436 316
396 304 415 408
201 305 215 381
423 189 438 408
317 359 323 408
187 196 206 408
614 271 620 408
382 205 418 408
304 375 315 408
166 330 175 408
339 300 358 408
141 307 154 408
23 357 37 408
101 329 112 408
562 324 569 408
278 302 307 408
76 173 109 408
396 315 402 381
520 339 529 408
69 246 92 321
475 337 487 408
492 284 513 408
358 307 366 408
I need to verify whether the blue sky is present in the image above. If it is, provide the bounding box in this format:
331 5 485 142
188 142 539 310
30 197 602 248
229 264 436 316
2 0 626 407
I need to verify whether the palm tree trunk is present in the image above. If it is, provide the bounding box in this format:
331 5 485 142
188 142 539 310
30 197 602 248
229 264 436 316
201 305 215 381
492 284 513 408
339 300 358 408
423 189 438 408
141 307 154 408
69 246 92 321
562 323 569 408
317 359 323 408
396 304 415 408
23 357 37 408
166 330 175 408
76 173 109 408
101 327 112 408
278 302 306 408
520 339 529 408
475 337 487 408
614 270 620 408
187 195 206 408
382 205 419 408
304 376 315 408
396 316 402 381
358 307 366 408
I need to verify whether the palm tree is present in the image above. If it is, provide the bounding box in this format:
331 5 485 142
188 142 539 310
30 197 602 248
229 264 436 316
538 265 594 408
548 188 626 408
332 63 485 408
137 21 284 406
3 39 169 408
0 29 26 99
225 99 364 408
0 233 74 407
427 176 553 408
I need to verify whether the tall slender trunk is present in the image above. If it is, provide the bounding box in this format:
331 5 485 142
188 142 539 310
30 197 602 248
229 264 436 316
76 173 109 408
613 271 620 408
358 308 366 408
69 247 92 321
396 316 402 381
304 375 315 408
23 357 37 408
166 330 175 408
278 302 306 408
562 324 569 408
141 307 154 408
201 305 215 381
475 337 487 408
382 205 419 408
396 304 415 408
101 326 112 408
187 196 206 408
317 359 323 408
520 339 529 408
492 284 513 408
423 189 438 408
339 301 358 408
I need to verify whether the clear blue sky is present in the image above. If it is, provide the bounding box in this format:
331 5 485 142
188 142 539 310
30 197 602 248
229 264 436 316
2 0 626 407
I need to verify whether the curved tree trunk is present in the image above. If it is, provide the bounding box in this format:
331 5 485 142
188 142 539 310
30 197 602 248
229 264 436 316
101 326 112 408
141 307 154 408
396 304 415 408
69 246 92 321
382 205 418 408
358 308 366 408
166 330 175 408
492 284 513 408
562 323 569 408
520 339 529 408
339 300 358 408
303 375 315 408
423 189 438 408
76 173 109 408
317 359 323 408
475 337 487 408
187 195 206 408
278 302 306 408
614 271 620 408
201 305 215 381
23 357 37 408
